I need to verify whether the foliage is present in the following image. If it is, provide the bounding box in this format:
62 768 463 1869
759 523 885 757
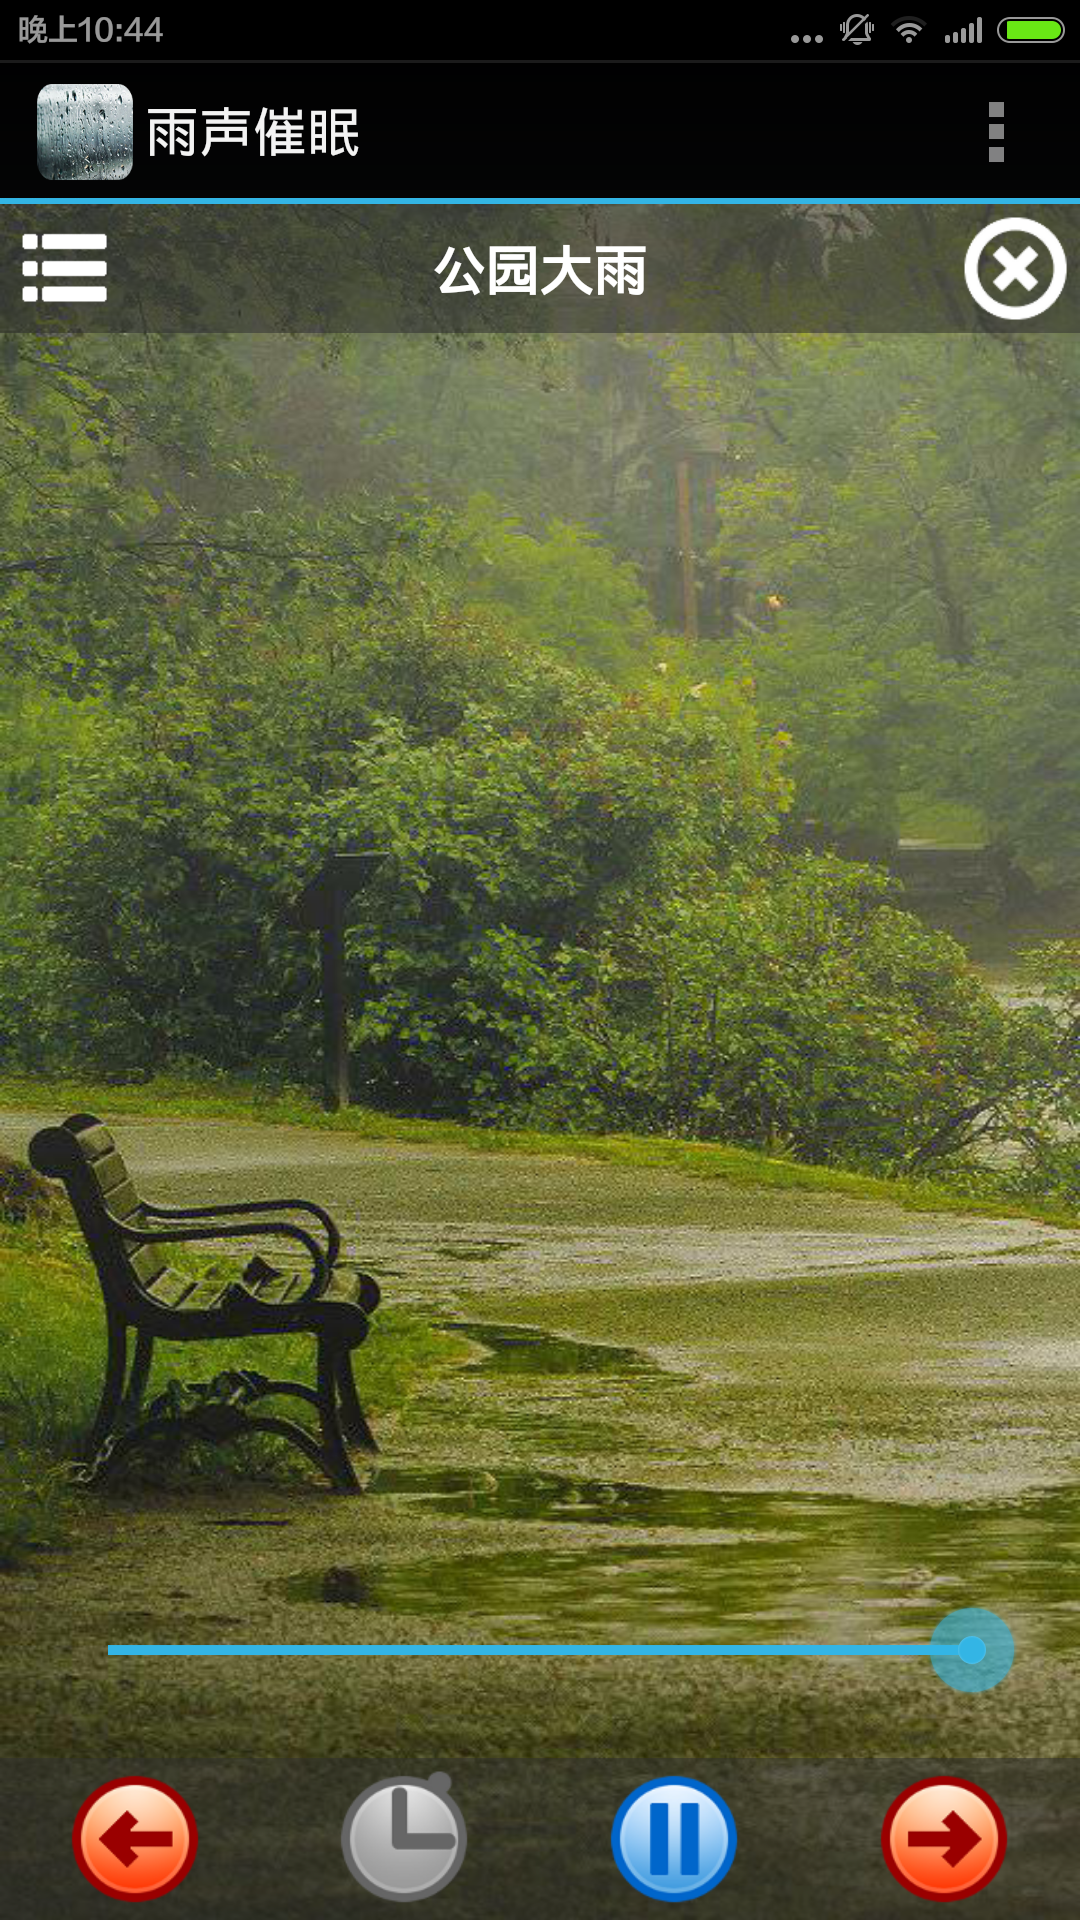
655 330 1080 866
6 597 785 1095
3 325 1080 1191
0 1152 65 1226
989 940 1080 1203
450 492 655 679
438 855 1046 1168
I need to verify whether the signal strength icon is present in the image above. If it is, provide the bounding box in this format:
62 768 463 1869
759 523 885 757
945 15 983 37
893 14 926 37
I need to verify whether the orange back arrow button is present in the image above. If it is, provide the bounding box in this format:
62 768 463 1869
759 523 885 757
74 1775 197 1900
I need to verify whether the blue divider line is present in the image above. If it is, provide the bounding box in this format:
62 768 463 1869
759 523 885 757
108 1641 962 1657
2 199 1079 208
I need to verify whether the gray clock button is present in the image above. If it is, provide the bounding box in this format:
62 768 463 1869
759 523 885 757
342 1773 467 1902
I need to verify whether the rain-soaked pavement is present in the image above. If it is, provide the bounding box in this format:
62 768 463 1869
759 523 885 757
2 1109 1080 1762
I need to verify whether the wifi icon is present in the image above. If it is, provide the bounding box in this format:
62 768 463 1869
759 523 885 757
893 13 926 35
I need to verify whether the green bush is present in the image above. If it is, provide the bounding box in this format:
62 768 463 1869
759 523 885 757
7 606 786 1109
453 492 656 681
3 547 1071 1180
0 1153 66 1226
459 855 1043 1170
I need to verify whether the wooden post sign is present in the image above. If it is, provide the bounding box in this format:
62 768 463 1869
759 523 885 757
289 852 385 1111
668 421 728 643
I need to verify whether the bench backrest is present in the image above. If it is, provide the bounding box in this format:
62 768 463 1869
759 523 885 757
28 1113 168 1310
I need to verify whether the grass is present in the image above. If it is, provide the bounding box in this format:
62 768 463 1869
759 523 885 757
898 792 987 846
0 1213 467 1569
1 1068 1078 1230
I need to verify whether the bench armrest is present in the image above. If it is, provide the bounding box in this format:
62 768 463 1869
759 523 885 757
140 1197 341 1268
111 1214 329 1302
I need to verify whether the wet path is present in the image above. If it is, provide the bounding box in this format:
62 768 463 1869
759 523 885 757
328 1463 1080 1652
335 1271 1080 1651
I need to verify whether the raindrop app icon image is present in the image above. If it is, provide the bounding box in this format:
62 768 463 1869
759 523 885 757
612 1777 736 1901
37 85 133 181
341 1773 466 1903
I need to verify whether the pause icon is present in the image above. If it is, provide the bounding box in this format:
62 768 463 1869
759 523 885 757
612 1777 737 1900
651 1797 699 1875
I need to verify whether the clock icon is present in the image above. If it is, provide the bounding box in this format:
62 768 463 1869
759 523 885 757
341 1772 467 1902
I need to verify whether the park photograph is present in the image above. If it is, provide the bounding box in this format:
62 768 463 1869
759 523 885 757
4 299 1080 1802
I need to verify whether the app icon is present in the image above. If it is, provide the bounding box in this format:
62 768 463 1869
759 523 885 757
882 1776 1007 1901
341 1772 467 1903
612 1776 736 1901
73 1775 197 1902
37 83 133 182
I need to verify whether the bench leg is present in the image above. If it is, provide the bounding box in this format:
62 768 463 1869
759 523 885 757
316 1339 361 1493
122 1329 154 1419
83 1308 128 1464
335 1348 378 1454
79 1333 366 1496
94 1409 340 1485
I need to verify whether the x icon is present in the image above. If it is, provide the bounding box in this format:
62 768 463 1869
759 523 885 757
966 217 1067 320
992 243 1039 292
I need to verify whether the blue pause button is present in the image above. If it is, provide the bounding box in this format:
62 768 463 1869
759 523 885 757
613 1777 737 1901
650 1799 698 1876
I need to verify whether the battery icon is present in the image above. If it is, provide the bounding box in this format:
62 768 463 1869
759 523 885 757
998 15 1064 35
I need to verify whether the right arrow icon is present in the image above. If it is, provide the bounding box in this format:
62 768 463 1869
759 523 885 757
883 1776 1007 1901
907 1808 981 1869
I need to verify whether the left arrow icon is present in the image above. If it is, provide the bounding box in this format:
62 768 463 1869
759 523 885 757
74 1775 197 1899
100 1809 175 1868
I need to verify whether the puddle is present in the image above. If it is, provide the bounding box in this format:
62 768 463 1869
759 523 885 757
283 1471 1080 1647
435 1241 520 1263
279 1314 1079 1643
358 1466 776 1527
443 1321 659 1378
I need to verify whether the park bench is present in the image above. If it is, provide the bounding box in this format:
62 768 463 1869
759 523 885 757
28 1112 381 1493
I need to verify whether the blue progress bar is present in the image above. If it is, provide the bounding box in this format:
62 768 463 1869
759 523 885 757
107 1612 1011 1692
108 1641 960 1656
